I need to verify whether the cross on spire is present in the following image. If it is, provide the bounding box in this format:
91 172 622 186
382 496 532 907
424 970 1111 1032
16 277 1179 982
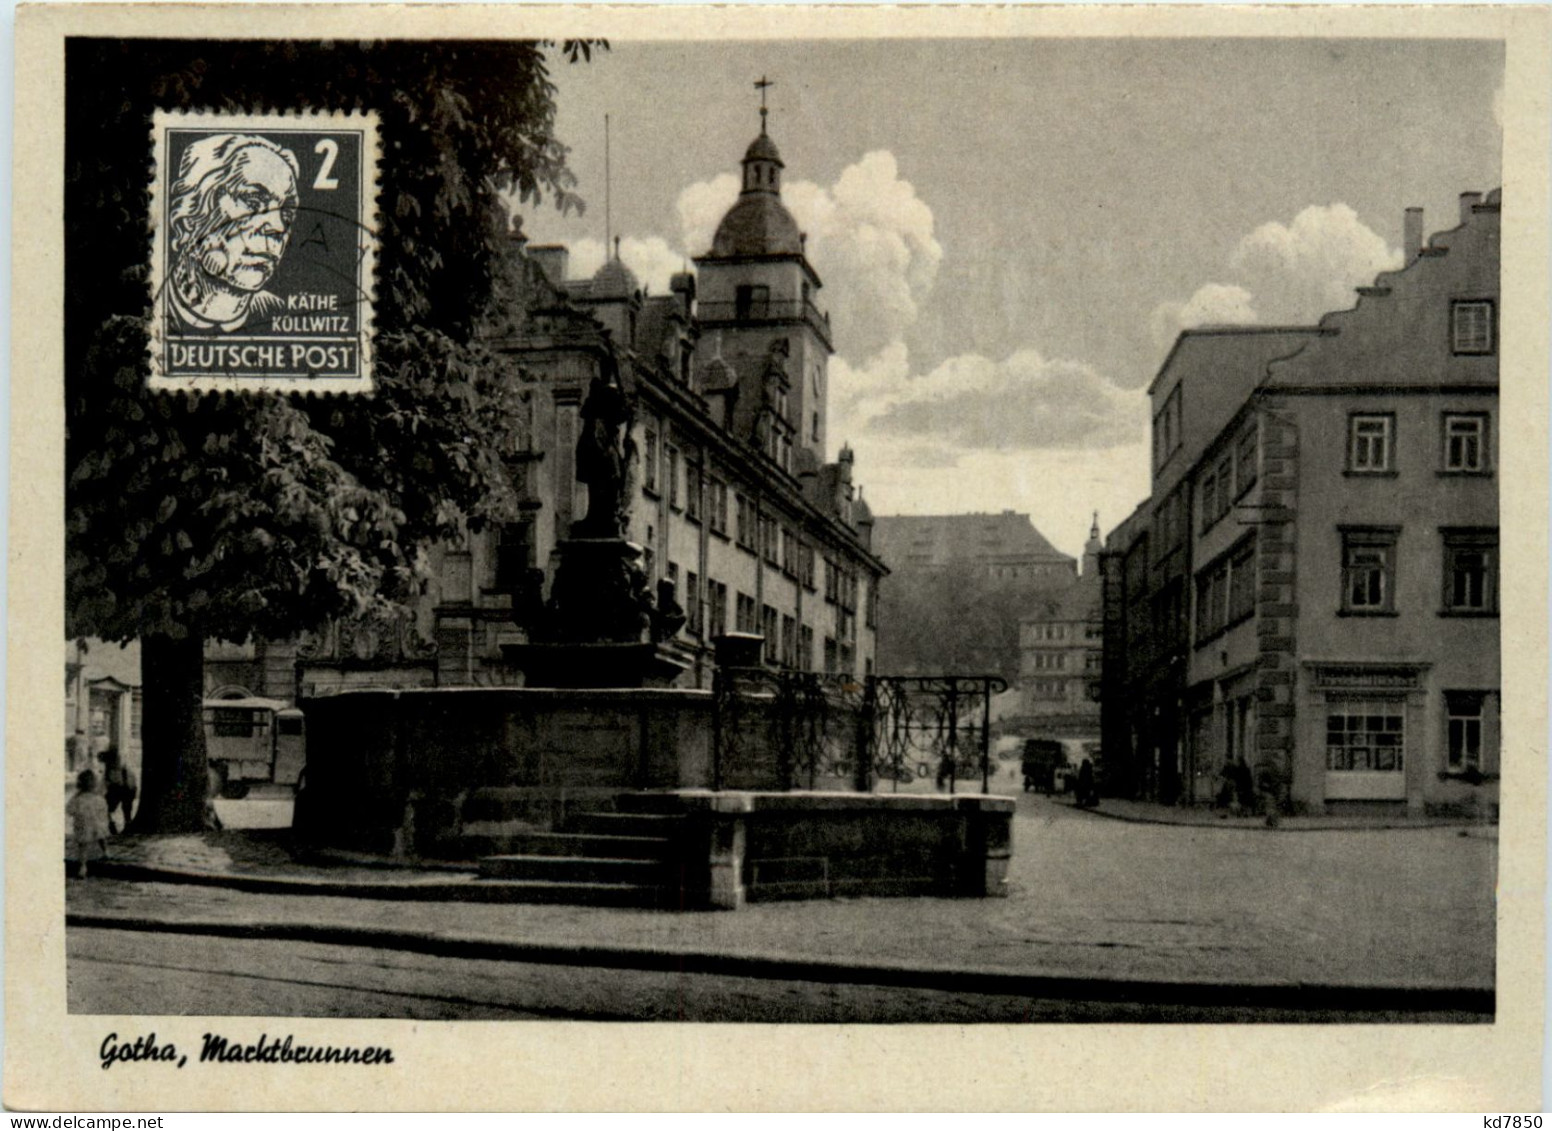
754 75 775 134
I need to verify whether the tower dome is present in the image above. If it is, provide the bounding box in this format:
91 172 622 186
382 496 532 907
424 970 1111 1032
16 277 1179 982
590 249 639 299
710 126 803 258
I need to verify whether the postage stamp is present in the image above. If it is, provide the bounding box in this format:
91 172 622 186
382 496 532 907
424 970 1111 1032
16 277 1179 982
147 109 379 394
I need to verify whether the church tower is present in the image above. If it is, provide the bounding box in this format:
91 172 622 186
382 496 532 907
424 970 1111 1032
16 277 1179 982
694 83 834 470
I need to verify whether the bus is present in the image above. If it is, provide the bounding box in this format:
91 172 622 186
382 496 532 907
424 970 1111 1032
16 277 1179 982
203 696 306 798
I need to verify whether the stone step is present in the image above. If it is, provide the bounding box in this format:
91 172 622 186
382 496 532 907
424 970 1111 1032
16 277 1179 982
459 787 619 825
477 854 677 885
570 811 689 839
612 793 694 817
471 879 675 908
498 831 676 860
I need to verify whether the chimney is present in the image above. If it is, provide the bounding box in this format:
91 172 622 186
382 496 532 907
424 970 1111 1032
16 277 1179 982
1460 191 1484 224
1404 208 1424 266
529 244 570 286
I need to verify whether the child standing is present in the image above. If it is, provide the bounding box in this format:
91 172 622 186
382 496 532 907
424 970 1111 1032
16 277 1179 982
67 769 111 879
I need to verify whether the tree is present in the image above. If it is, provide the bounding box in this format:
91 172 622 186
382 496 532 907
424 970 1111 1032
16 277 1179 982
65 40 601 831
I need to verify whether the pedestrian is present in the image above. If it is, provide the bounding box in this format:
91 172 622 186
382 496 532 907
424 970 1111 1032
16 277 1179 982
936 755 954 791
67 769 111 879
100 746 137 834
1233 756 1255 813
204 764 225 831
1075 756 1097 808
1215 761 1237 813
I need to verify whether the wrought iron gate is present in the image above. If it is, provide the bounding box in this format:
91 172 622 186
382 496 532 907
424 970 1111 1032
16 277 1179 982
711 669 1007 794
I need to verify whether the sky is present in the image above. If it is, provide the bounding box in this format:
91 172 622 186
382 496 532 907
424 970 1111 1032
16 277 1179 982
518 39 1504 558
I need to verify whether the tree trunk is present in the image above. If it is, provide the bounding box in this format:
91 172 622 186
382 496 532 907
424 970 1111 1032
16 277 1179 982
131 632 208 833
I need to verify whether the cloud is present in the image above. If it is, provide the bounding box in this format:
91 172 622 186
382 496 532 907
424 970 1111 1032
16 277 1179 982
1149 283 1259 349
852 442 1153 560
833 345 1146 456
1229 203 1401 321
1150 203 1401 350
676 173 740 262
833 352 1153 556
675 151 942 363
564 235 687 296
794 152 943 360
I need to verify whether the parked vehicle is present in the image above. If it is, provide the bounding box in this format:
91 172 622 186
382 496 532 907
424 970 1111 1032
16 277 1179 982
1021 739 1068 794
203 696 305 798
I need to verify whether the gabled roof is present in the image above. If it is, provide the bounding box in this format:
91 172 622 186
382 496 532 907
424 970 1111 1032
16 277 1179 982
872 512 1073 568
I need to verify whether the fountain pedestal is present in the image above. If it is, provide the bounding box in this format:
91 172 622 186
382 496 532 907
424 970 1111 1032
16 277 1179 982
502 536 690 688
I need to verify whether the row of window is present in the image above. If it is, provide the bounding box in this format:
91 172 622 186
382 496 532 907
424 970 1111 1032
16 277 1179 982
677 570 863 649
1200 425 1259 534
1184 527 1496 631
1024 623 1102 643
1325 690 1491 775
1025 649 1105 672
723 584 852 672
1152 385 1182 473
1151 300 1493 483
1347 412 1491 475
1340 527 1496 615
1194 540 1256 641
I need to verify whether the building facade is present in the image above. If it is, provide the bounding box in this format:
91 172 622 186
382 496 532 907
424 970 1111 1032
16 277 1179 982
1103 191 1500 815
1011 518 1105 753
215 114 884 701
66 639 143 782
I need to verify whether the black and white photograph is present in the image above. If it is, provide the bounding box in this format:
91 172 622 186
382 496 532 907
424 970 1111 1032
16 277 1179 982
9 3 1549 1113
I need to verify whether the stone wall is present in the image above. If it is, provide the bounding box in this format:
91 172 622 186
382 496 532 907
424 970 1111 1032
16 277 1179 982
297 686 716 852
621 790 1015 908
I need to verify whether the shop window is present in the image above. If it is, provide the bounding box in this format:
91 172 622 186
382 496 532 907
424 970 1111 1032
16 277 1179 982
1326 701 1405 772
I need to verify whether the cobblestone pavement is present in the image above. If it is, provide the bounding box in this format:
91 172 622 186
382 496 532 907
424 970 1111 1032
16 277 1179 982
68 793 1497 988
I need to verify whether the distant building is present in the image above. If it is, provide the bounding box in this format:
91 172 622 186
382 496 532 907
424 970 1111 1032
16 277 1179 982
872 511 1076 681
871 510 1075 583
1103 191 1500 815
1013 516 1105 752
66 638 142 786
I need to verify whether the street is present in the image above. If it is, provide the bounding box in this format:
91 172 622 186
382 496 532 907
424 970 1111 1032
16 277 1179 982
67 928 1483 1023
66 793 1497 1020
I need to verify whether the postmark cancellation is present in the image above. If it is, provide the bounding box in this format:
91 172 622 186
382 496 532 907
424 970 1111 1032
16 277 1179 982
148 109 379 394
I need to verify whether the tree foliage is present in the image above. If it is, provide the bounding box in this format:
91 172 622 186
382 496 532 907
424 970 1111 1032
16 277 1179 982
65 39 601 828
67 39 597 644
876 569 1066 684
